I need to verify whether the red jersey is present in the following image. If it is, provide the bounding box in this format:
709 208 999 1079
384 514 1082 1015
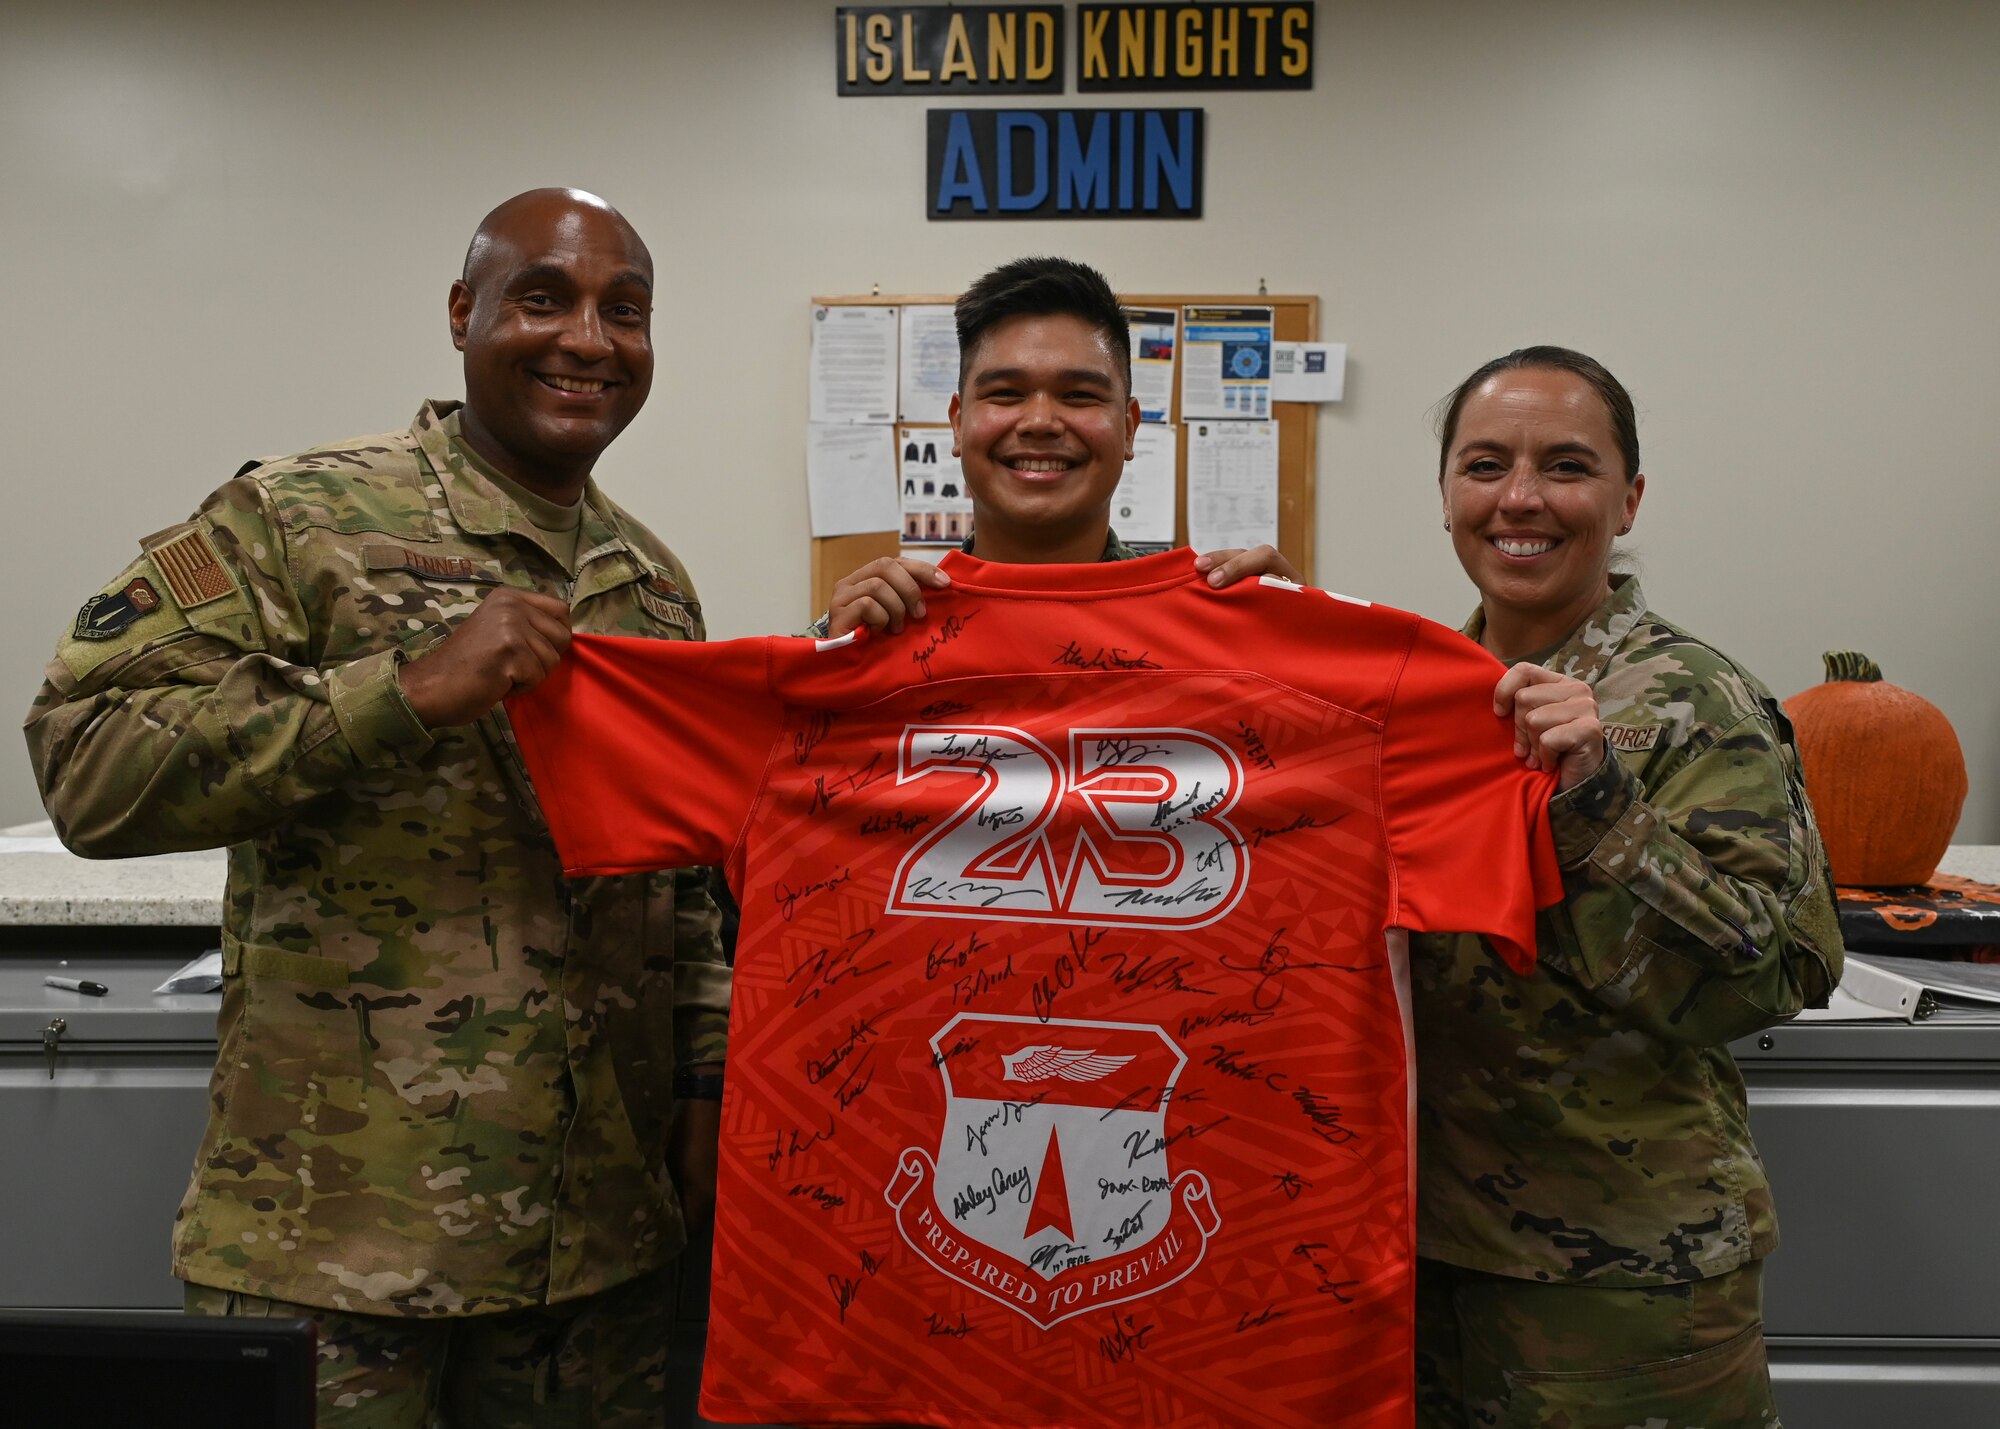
509 549 1562 1429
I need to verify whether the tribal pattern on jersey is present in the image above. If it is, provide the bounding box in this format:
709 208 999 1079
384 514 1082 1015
509 549 1564 1429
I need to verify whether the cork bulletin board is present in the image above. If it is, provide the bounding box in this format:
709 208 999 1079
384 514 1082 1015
808 292 1319 617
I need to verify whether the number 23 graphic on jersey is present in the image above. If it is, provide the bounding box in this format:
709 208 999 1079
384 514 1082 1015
888 725 1250 929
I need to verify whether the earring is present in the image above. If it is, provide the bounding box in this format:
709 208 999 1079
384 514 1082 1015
1618 523 1631 536
1443 517 1452 532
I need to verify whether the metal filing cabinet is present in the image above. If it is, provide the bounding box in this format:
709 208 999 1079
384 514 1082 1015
0 928 218 1310
1735 1016 2000 1425
0 923 738 1426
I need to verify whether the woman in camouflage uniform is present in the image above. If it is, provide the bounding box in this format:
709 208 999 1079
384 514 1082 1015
1413 348 1842 1428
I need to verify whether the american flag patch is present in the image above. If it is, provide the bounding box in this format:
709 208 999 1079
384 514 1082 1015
149 529 234 609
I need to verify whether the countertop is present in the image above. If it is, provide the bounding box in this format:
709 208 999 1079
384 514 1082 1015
0 822 226 927
3 817 1997 930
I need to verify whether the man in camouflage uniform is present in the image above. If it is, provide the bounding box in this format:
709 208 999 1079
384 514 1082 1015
24 189 727 1426
1413 572 1844 1428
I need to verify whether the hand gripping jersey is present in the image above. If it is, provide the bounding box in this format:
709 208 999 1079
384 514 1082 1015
509 549 1562 1429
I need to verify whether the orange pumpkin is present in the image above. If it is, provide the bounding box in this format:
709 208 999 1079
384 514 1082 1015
1785 651 1967 888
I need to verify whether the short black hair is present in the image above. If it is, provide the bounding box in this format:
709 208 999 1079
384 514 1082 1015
1436 346 1641 482
955 256 1131 393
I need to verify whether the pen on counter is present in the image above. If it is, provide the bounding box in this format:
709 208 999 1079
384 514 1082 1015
45 976 109 997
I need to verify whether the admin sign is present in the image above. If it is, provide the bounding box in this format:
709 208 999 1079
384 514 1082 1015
838 6 1064 95
927 109 1204 220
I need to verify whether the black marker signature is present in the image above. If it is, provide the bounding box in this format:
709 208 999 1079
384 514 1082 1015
1203 1043 1289 1091
1121 1115 1231 1167
912 612 977 680
1097 1310 1155 1363
1055 641 1162 672
1150 782 1227 833
834 1049 876 1111
1092 736 1172 767
860 810 930 836
828 1249 882 1324
1246 811 1338 844
1031 926 1105 1023
1176 1005 1277 1040
930 1033 980 1068
767 1119 837 1171
934 730 1023 763
804 1013 880 1086
786 927 892 1010
788 1183 846 1211
774 865 852 922
907 874 1047 909
1095 1082 1207 1122
828 1273 861 1323
1291 1083 1357 1147
1293 1242 1359 1302
964 1096 1046 1157
1236 1303 1288 1331
1272 1170 1310 1201
791 711 834 765
1103 1197 1154 1252
1219 927 1377 1011
951 1163 1032 1220
1104 949 1217 998
924 929 991 980
952 952 1017 1006
1109 881 1230 912
808 753 895 814
1029 1240 1092 1274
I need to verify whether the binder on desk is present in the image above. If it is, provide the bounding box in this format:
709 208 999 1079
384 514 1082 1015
1800 952 2000 1022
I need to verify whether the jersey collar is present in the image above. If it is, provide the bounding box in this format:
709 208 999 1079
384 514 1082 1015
936 545 1198 598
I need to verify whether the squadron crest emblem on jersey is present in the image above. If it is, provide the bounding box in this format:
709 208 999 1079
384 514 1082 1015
885 1012 1221 1329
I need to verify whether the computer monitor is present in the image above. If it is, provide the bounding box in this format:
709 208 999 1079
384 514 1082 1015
0 1309 316 1427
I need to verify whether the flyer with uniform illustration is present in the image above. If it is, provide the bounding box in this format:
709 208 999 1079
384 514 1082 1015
898 425 972 546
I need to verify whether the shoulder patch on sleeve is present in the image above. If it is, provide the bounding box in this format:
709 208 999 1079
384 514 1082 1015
71 577 164 642
144 527 235 609
56 559 198 684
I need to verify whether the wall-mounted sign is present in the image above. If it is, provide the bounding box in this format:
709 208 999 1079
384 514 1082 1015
928 109 1204 219
1077 3 1314 90
837 6 1064 95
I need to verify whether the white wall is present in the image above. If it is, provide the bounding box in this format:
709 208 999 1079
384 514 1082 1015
5 0 1995 838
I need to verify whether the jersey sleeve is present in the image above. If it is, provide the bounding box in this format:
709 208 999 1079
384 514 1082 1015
507 632 786 877
1379 619 1564 972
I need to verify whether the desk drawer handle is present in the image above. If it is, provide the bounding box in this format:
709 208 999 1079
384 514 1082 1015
42 1017 66 1079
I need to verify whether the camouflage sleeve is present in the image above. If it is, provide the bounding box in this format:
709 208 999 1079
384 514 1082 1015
1543 708 1843 1047
673 866 732 1066
22 478 434 857
801 611 832 639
